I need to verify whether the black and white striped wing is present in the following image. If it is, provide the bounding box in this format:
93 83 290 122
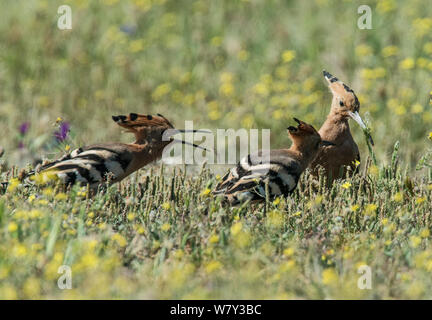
32 144 133 188
214 151 301 204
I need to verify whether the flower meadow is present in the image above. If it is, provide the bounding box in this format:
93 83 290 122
1 0 432 299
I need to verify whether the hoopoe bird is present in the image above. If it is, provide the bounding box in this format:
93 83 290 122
213 118 334 205
20 113 206 190
309 70 374 181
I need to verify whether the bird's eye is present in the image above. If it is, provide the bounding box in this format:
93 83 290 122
339 101 344 107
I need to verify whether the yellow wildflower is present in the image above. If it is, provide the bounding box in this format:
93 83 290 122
282 50 296 63
351 204 360 212
411 103 424 114
201 188 211 196
266 210 284 229
219 82 234 97
355 44 372 57
112 233 127 247
353 159 360 167
368 165 379 176
43 187 54 197
322 268 338 285
161 202 171 210
416 197 426 205
128 39 144 53
8 222 18 233
7 178 20 192
410 236 422 248
211 36 222 47
341 182 352 189
406 281 425 298
23 277 41 298
233 230 251 248
420 228 430 238
205 260 222 273
399 58 415 70
283 247 294 257
173 249 184 259
127 212 135 221
364 203 378 216
230 222 243 236
13 244 27 257
161 223 171 232
382 45 399 57
209 234 220 244
393 192 403 202
412 18 432 37
30 171 58 185
377 0 396 13
55 193 67 201
136 225 145 235
280 260 296 272
152 83 171 101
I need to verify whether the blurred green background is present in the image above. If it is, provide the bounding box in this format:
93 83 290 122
2 0 432 300
0 0 431 170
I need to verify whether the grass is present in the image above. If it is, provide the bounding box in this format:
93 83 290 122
1 0 432 299
2 154 432 299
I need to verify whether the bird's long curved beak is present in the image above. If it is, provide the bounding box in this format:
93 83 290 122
165 129 212 137
348 111 367 130
171 139 211 152
348 111 374 146
321 140 335 146
162 129 214 153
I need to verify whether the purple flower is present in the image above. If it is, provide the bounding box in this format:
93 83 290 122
19 122 30 135
18 141 25 149
54 121 70 142
119 25 137 36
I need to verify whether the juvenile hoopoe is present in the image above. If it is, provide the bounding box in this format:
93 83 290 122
213 118 334 205
24 113 206 190
309 71 374 181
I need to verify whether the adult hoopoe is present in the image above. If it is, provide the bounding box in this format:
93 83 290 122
213 118 334 205
309 70 374 181
22 113 206 190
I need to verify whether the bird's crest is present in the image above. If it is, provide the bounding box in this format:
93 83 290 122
287 118 319 136
112 112 209 151
112 113 174 131
322 70 360 112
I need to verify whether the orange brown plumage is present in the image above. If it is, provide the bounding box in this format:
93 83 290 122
309 70 374 181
